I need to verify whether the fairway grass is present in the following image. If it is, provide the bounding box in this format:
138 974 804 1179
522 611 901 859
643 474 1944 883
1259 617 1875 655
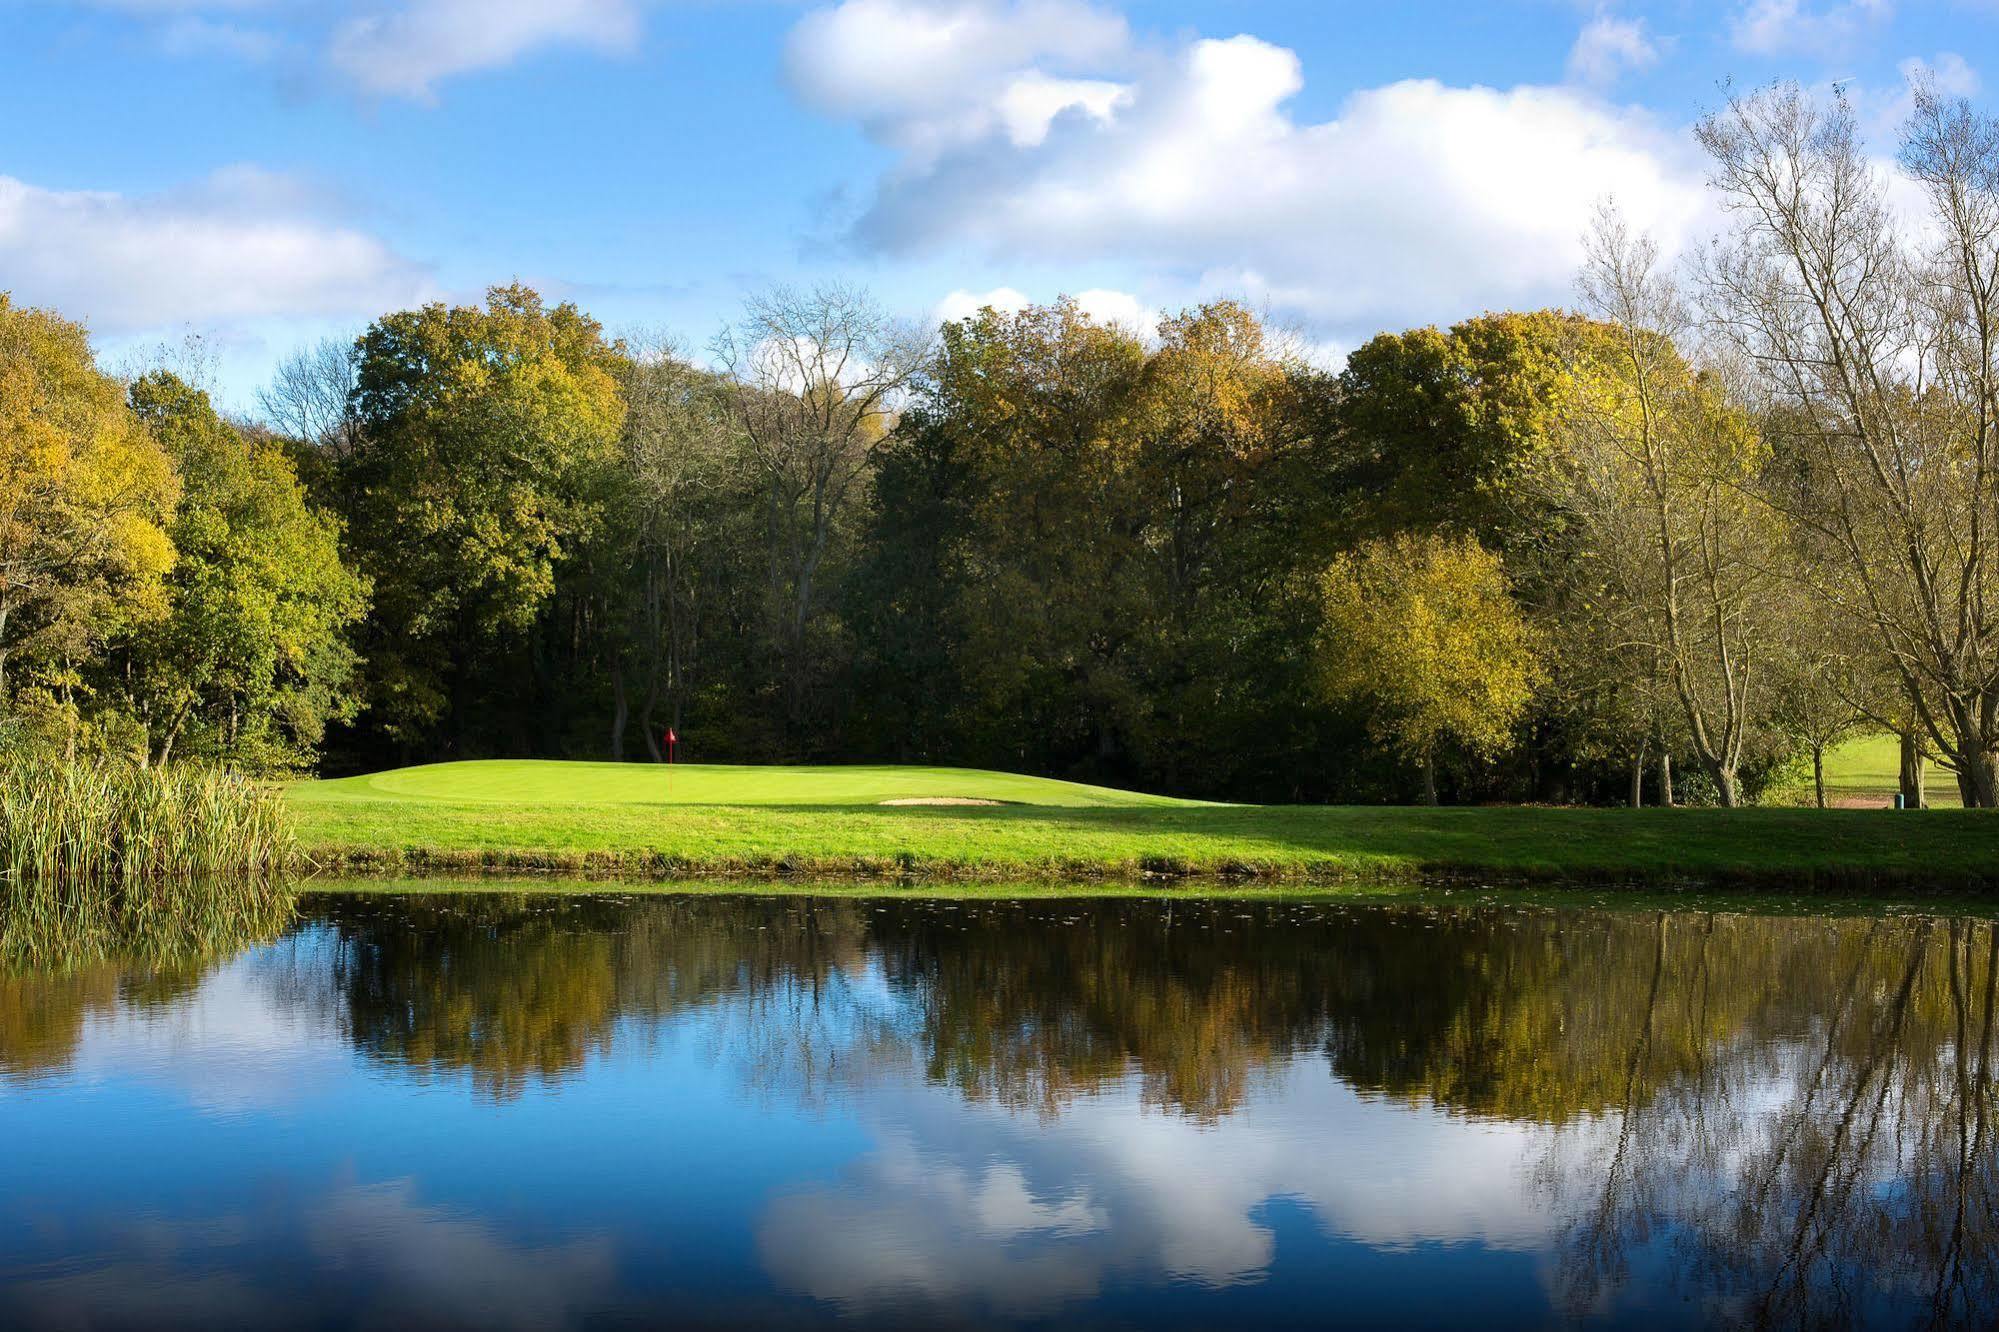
299 759 1200 809
1807 734 1964 808
290 760 1999 891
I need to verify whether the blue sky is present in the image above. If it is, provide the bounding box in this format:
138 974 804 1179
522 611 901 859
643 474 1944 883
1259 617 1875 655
3 0 1992 408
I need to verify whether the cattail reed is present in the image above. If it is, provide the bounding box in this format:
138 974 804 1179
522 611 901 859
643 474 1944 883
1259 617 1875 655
0 761 296 963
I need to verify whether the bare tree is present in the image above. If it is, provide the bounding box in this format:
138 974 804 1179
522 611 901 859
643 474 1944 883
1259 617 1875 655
258 336 362 456
712 284 929 741
1538 206 1779 806
609 334 738 760
1696 82 1999 805
115 327 220 394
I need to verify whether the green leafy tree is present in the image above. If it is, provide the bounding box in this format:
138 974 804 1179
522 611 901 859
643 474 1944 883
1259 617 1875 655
1317 532 1543 804
341 284 625 753
112 372 368 771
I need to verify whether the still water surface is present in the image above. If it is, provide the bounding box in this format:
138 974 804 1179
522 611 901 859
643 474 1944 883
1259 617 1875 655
4 891 1998 1329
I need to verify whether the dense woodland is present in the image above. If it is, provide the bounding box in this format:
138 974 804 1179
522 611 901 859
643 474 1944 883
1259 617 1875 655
5 82 1999 807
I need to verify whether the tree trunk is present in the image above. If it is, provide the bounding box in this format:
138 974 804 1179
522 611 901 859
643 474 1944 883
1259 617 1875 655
1658 752 1673 808
609 661 628 762
1419 757 1439 807
1958 749 1999 810
1714 765 1742 809
1900 731 1926 810
1812 744 1826 810
1630 741 1647 808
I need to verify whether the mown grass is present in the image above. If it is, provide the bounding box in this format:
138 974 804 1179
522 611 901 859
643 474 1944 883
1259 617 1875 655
302 759 1202 808
291 760 1999 891
1801 733 1965 808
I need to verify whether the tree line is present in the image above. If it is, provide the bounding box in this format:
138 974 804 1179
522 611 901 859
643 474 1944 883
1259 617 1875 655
4 81 1996 806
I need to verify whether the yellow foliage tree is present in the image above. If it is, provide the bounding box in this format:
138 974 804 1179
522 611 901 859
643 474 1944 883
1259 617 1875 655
0 295 178 727
1318 532 1543 804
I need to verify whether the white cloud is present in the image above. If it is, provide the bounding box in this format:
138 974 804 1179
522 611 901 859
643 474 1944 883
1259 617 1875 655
1566 13 1662 89
934 285 1033 325
1728 0 1893 58
786 0 1131 162
1069 288 1154 336
0 166 430 335
933 285 1155 336
758 1062 1566 1317
800 11 1710 340
994 72 1130 147
330 0 643 101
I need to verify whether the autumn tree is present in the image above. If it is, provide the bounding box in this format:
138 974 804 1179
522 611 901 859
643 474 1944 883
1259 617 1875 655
912 298 1153 774
1537 209 1780 806
1332 310 1580 547
1316 532 1543 804
0 296 177 740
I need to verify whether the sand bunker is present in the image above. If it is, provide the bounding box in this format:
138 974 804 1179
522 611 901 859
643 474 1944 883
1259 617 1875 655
879 796 1005 807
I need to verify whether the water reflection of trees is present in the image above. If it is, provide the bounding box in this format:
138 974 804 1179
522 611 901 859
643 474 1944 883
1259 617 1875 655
311 894 877 1099
309 895 1351 1116
309 894 1999 1321
14 889 1999 1322
1542 913 1999 1328
865 900 1347 1120
0 897 292 1081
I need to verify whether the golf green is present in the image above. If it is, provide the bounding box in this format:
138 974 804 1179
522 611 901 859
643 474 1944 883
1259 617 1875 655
294 759 1201 809
288 759 1999 889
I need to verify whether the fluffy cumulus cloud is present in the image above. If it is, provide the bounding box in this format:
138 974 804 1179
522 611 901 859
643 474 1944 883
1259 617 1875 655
758 1064 1566 1318
330 0 643 101
786 0 1132 161
792 5 1709 339
0 166 430 334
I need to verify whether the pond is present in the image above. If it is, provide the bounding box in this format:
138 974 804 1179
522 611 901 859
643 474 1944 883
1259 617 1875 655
3 890 1997 1328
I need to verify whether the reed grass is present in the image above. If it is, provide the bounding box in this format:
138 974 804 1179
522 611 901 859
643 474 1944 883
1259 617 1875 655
0 760 297 963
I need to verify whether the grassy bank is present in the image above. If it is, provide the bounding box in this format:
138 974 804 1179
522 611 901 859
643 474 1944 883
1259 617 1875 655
291 760 1999 891
311 878 1999 918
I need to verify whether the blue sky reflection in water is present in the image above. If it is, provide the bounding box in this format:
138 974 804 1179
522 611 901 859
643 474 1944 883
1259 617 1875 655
2 893 1993 1328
